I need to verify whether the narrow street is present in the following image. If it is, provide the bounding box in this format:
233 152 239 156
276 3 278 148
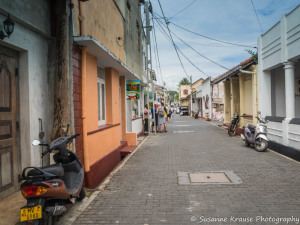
73 115 300 225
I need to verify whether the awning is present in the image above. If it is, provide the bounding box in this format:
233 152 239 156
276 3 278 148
74 36 146 85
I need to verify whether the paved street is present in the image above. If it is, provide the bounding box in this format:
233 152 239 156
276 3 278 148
74 115 300 225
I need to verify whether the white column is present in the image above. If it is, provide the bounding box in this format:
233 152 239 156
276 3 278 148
284 62 295 119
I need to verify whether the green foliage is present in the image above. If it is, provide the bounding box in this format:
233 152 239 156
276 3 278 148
245 49 258 64
174 93 179 102
178 78 191 86
167 90 178 104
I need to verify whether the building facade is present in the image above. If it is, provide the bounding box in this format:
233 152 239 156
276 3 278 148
258 4 300 159
0 0 55 199
73 0 144 188
211 82 224 121
213 58 258 130
196 78 212 119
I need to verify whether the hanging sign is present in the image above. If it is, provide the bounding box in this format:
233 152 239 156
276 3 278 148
126 80 140 99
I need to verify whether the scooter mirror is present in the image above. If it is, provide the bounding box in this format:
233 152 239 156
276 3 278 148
258 111 261 114
32 140 41 146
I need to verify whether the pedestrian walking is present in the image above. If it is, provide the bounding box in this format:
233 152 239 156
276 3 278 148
143 104 149 134
167 105 172 122
158 103 165 133
151 104 159 132
163 103 168 132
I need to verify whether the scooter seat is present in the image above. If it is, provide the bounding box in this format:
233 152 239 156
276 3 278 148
27 164 64 177
247 124 256 133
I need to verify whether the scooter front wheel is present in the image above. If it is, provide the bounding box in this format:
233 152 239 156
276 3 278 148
244 139 250 147
40 212 57 225
255 138 268 152
228 124 236 136
77 187 86 201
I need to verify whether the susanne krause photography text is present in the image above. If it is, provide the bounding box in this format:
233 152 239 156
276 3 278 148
190 216 300 224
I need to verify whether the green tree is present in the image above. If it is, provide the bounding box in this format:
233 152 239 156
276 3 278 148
178 78 191 86
174 93 179 102
167 90 178 103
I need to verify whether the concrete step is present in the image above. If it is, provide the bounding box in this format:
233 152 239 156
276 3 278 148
120 145 136 158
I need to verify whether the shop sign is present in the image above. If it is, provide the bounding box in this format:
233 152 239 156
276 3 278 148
127 80 140 99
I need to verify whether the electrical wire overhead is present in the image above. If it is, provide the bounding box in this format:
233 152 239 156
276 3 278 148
157 0 190 80
155 17 230 70
168 0 199 20
151 15 164 83
154 17 208 77
250 0 264 33
164 18 257 49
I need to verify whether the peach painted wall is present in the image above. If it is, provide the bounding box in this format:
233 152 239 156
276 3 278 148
85 53 98 132
126 133 137 146
84 58 122 167
105 68 120 125
87 126 120 166
120 76 126 141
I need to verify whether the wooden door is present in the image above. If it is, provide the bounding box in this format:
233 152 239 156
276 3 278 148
0 50 18 199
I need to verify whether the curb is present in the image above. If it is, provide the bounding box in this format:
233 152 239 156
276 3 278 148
57 136 149 225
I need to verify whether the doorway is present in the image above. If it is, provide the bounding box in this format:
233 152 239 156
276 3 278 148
0 46 19 199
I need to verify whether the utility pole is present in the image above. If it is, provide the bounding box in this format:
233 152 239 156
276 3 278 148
145 1 153 134
190 75 193 116
163 82 166 105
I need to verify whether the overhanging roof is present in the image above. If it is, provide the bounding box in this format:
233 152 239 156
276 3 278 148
74 36 144 84
212 57 255 84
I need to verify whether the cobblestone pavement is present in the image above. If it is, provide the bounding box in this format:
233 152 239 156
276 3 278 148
74 115 300 225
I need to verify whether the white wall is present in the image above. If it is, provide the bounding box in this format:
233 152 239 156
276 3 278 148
202 79 212 119
258 4 300 151
271 67 285 117
258 4 300 119
0 1 54 169
132 118 143 135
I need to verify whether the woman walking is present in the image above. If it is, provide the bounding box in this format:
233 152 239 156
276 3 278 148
157 103 165 133
143 104 149 134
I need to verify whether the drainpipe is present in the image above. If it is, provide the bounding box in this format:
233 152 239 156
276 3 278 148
79 1 89 172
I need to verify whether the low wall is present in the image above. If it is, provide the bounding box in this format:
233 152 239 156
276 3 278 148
132 117 143 134
266 117 300 161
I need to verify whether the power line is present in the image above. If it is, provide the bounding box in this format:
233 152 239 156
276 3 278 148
169 0 199 20
157 0 190 80
165 18 257 49
154 18 208 77
183 40 247 48
250 0 264 33
155 17 230 70
151 13 164 83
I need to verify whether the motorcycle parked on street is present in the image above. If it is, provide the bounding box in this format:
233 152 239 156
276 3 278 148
240 111 269 152
228 114 240 136
20 132 85 225
194 110 199 119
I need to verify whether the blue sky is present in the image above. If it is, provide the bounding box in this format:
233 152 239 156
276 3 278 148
147 0 300 90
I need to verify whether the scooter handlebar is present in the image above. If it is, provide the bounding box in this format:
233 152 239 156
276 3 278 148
69 133 80 140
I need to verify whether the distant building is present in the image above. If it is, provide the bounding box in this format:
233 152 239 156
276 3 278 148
179 85 191 107
213 57 258 129
196 78 212 119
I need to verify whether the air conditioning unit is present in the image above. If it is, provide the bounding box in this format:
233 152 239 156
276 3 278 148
150 70 156 81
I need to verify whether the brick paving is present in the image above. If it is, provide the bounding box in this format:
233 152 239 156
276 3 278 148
74 115 300 225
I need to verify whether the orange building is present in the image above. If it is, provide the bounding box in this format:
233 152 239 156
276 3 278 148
72 0 144 188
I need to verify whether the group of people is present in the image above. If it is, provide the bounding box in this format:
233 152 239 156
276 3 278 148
143 103 174 134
